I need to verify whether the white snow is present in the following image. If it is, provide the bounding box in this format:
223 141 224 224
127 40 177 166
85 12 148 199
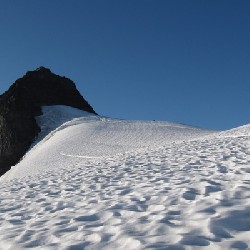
0 105 249 249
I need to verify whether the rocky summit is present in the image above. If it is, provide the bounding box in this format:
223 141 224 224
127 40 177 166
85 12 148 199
0 67 96 176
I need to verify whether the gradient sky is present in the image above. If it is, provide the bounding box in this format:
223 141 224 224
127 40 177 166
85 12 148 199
0 0 249 130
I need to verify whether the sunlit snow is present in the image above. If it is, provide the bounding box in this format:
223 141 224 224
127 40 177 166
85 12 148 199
0 106 249 249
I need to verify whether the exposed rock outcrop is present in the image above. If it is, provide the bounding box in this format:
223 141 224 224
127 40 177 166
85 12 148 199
0 67 96 176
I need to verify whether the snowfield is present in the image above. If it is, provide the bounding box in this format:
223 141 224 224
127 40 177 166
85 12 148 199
0 106 249 249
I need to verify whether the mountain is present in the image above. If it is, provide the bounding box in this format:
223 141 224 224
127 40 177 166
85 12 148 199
0 67 96 176
0 105 249 249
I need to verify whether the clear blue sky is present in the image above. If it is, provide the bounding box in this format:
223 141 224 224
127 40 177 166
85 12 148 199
0 0 249 130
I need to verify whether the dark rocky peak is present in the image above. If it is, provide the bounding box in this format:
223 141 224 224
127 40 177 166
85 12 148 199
3 66 96 114
0 67 97 176
35 66 52 72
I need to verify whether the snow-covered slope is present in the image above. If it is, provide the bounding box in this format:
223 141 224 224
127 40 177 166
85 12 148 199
2 106 213 181
0 106 249 250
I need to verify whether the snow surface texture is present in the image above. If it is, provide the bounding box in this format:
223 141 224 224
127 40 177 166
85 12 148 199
0 106 249 249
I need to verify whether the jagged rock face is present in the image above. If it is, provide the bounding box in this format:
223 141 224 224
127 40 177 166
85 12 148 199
0 67 96 176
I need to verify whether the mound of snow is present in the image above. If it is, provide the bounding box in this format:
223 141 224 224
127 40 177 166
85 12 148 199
219 123 250 137
2 105 214 180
